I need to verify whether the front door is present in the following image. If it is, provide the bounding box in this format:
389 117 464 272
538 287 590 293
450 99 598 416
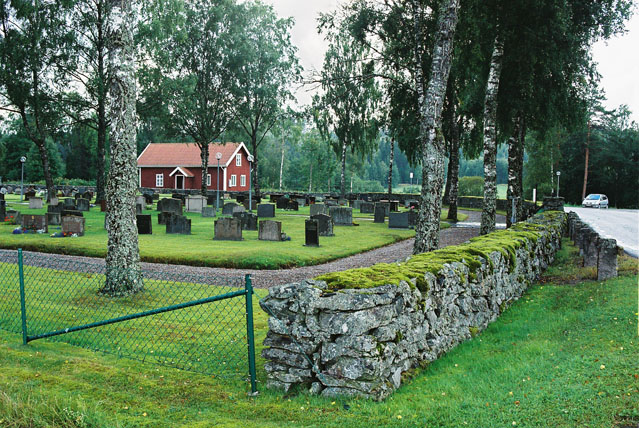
175 175 184 189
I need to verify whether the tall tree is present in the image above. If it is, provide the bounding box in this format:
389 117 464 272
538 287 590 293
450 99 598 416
140 0 241 197
100 0 142 296
314 19 380 198
232 1 301 197
0 0 74 201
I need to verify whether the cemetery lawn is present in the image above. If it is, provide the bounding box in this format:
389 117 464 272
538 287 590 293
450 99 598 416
0 196 431 269
0 239 637 427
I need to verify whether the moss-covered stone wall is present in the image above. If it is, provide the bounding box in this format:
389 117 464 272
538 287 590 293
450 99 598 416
259 211 566 400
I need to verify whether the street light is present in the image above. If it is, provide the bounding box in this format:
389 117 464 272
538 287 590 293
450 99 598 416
216 152 222 214
20 156 26 202
247 154 254 211
556 171 561 197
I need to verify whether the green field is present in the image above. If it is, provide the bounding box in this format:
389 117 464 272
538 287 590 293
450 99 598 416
0 240 637 427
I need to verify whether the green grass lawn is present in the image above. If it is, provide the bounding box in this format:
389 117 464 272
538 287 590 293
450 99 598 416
0 239 637 427
1 195 429 269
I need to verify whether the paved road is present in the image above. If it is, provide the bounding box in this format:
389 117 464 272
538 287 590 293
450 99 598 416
568 207 639 258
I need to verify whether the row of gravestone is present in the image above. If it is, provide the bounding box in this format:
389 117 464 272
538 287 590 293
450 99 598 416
18 213 85 236
214 218 288 241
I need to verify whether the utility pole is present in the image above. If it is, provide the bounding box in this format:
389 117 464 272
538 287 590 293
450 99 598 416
581 121 591 201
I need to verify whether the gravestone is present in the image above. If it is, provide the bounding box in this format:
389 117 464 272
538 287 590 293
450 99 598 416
62 216 85 236
166 215 191 234
375 202 390 217
136 214 152 235
259 220 283 241
143 193 154 205
407 210 418 227
597 238 618 280
329 206 353 226
63 198 76 210
136 203 144 215
47 212 61 226
22 214 48 232
276 196 290 209
351 200 363 210
6 210 21 224
185 195 207 213
214 217 242 241
388 212 410 229
311 213 334 237
76 198 90 212
0 200 5 222
157 198 183 215
360 202 375 214
305 219 319 247
287 200 299 211
171 193 186 204
374 204 386 223
325 199 338 207
222 202 238 216
158 211 175 225
29 198 44 209
62 210 83 217
310 204 328 217
257 204 275 218
135 195 146 207
202 206 216 218
232 205 246 215
233 211 258 231
49 197 59 206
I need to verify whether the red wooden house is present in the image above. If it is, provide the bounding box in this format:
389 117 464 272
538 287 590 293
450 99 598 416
137 142 252 192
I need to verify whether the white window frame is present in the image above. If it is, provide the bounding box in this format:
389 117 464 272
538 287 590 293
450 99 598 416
235 154 242 166
156 173 164 187
207 174 211 186
240 175 246 187
230 174 237 187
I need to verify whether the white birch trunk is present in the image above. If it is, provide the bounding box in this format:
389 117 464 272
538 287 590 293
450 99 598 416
413 0 461 254
388 138 395 200
339 140 347 198
480 35 504 235
102 0 143 296
279 136 284 191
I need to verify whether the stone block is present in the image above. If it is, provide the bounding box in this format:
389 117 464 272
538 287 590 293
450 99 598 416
76 198 90 212
166 215 191 235
375 202 390 217
62 198 76 210
47 212 61 226
137 214 152 235
157 198 183 215
329 206 353 226
48 203 64 214
202 206 217 218
185 195 207 213
597 238 618 280
233 211 258 231
29 197 44 209
135 195 146 207
310 204 328 216
257 204 275 218
311 214 334 237
305 219 319 247
259 220 283 241
136 203 143 215
542 196 565 212
214 217 242 240
360 202 375 214
388 212 410 229
22 214 48 233
62 216 85 236
222 202 238 216
374 204 385 223
232 205 246 215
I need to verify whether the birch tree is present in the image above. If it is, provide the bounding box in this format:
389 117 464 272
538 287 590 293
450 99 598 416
100 0 142 296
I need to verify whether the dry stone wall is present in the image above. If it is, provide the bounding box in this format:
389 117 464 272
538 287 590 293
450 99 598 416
260 212 566 400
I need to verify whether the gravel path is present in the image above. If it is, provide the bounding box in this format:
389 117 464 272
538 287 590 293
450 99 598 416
0 210 504 289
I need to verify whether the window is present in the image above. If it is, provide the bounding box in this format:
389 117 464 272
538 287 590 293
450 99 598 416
156 173 164 187
230 175 236 187
207 174 211 186
240 175 246 187
236 154 242 166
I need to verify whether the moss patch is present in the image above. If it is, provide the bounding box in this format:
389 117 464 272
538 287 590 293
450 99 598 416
316 212 564 293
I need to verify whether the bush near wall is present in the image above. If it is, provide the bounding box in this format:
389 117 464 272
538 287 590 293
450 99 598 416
260 211 566 400
458 176 484 196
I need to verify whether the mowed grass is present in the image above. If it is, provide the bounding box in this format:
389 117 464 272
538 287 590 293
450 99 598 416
0 239 637 427
0 194 434 269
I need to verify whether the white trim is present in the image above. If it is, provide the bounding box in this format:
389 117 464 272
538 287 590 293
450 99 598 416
155 173 164 187
230 174 237 187
223 168 228 191
138 168 141 187
136 143 151 162
240 174 246 187
224 142 251 167
175 175 184 189
207 174 211 186
169 166 194 177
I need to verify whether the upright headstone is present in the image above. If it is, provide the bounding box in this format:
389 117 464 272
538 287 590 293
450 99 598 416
233 211 258 231
388 212 410 229
351 200 363 210
374 204 386 223
257 204 275 218
62 216 85 236
76 198 90 212
360 202 375 214
310 204 328 217
0 200 5 221
597 238 618 280
375 202 390 217
48 203 63 214
407 210 418 228
222 202 238 216
329 206 353 226
214 217 242 241
63 198 76 210
135 195 146 207
22 214 48 232
259 220 283 241
157 198 183 215
136 203 143 215
202 206 217 218
276 196 290 209
185 195 207 213
143 193 154 205
29 197 44 209
166 215 191 235
287 200 299 211
311 214 334 237
232 205 246 215
47 212 61 226
137 214 152 234
305 219 320 247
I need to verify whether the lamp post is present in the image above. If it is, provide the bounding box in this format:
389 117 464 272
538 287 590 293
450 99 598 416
247 154 254 211
20 156 26 202
556 171 561 197
216 152 222 214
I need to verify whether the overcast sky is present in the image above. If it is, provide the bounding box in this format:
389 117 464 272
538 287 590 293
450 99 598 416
266 0 639 124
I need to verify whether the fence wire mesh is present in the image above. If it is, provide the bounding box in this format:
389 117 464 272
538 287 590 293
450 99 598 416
0 249 253 379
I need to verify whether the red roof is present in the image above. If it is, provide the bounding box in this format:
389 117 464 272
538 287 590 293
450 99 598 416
137 143 249 167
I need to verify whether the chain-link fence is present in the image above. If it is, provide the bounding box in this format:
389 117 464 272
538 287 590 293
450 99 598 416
0 249 256 393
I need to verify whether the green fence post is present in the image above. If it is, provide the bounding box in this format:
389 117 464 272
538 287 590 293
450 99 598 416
245 274 257 395
18 249 27 345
